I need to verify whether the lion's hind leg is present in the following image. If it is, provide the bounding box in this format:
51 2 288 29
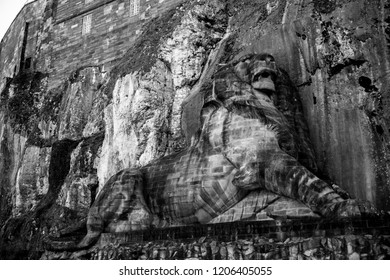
102 169 152 233
77 169 152 248
105 181 153 232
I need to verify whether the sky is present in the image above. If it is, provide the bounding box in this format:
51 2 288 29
0 0 34 41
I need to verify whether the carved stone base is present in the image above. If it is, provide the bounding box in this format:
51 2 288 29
41 217 390 260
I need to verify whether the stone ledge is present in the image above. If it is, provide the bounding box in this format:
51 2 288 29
86 233 390 260
98 217 390 245
41 217 390 259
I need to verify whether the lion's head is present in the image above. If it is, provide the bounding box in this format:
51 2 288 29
211 53 279 104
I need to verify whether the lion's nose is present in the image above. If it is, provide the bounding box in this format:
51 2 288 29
253 70 276 83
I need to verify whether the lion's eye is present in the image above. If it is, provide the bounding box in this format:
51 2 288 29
261 72 270 78
253 73 261 82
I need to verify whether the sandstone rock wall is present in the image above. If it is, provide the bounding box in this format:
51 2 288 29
180 0 390 210
249 0 390 209
96 1 229 190
0 0 389 259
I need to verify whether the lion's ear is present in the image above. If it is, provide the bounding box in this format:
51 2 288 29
234 61 251 83
200 100 221 119
201 81 222 116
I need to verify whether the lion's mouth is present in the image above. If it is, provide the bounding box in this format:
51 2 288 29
252 69 276 94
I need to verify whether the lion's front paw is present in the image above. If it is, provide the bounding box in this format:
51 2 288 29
321 199 379 219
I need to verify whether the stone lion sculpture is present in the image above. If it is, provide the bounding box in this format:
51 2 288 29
76 53 377 248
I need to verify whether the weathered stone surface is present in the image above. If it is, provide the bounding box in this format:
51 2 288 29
74 53 376 251
14 146 51 216
159 1 227 147
57 133 104 217
0 127 29 217
41 218 390 260
0 0 49 91
1 0 390 260
97 66 174 190
227 0 390 210
58 67 105 141
97 0 228 190
0 116 28 223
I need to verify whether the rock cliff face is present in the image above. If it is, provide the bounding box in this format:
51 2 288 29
0 0 389 259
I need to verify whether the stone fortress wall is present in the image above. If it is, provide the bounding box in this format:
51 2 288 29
0 0 184 90
0 0 47 89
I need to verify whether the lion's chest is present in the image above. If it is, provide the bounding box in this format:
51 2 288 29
143 149 241 223
142 106 281 223
208 106 281 163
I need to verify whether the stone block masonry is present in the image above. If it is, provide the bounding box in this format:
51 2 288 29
0 0 185 90
42 217 390 259
48 0 184 88
0 0 47 92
